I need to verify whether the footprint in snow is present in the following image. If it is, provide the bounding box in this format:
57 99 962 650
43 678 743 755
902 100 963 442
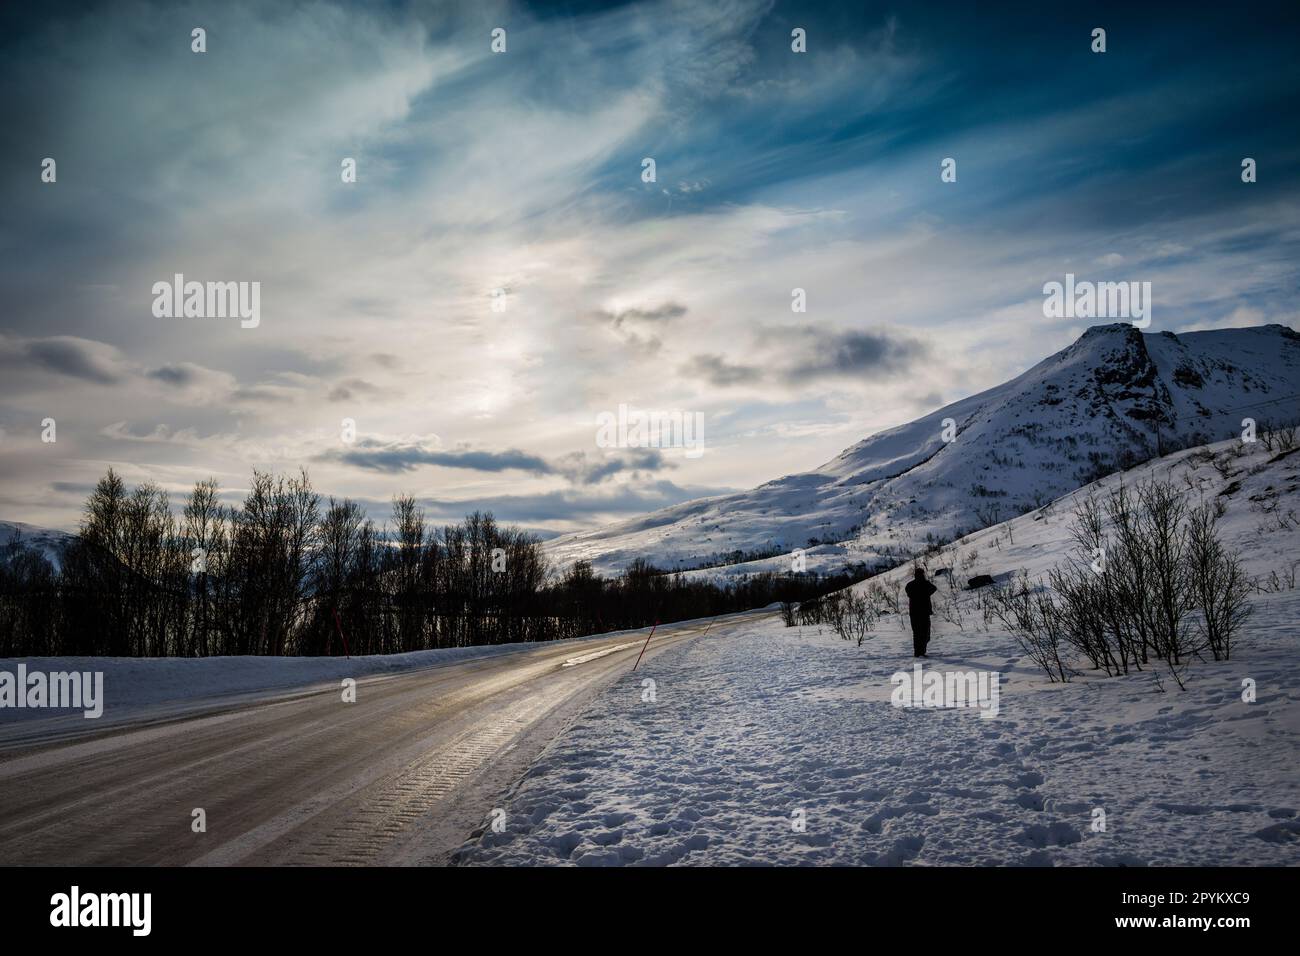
1253 820 1300 843
870 835 925 866
1015 821 1082 848
1015 791 1046 812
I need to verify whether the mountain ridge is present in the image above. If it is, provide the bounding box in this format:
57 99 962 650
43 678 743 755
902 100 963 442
546 323 1300 576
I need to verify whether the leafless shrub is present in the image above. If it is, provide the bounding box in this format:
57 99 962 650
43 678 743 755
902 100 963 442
1256 561 1299 593
796 594 824 626
1015 477 1256 687
987 574 1074 683
977 471 1257 687
848 595 878 647
1210 453 1235 480
823 590 846 635
933 585 965 628
974 502 1002 529
827 591 877 646
1185 503 1253 661
1259 419 1300 453
861 580 897 616
1134 479 1198 673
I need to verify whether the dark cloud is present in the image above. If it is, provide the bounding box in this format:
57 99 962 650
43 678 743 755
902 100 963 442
50 481 97 497
229 385 297 404
607 303 687 327
148 364 197 386
413 480 736 525
552 448 672 484
781 327 926 383
330 442 551 476
10 337 123 385
681 353 763 386
596 302 689 354
327 378 383 402
325 439 672 485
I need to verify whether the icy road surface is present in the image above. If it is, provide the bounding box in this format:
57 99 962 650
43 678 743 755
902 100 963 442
0 616 744 865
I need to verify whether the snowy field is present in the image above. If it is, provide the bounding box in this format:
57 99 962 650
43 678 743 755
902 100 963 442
460 440 1300 865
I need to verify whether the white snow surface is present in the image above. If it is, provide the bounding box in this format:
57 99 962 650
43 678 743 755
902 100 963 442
545 324 1300 579
460 439 1300 865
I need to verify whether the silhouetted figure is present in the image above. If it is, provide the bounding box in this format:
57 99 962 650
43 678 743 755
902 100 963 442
905 567 937 657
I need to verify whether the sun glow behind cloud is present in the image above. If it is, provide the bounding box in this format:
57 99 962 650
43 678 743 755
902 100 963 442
1 0 1298 531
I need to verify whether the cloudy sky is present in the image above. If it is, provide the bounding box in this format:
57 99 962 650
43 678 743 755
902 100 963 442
2 0 1298 533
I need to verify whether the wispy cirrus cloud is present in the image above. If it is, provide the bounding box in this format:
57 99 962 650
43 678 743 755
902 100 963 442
1 0 1297 534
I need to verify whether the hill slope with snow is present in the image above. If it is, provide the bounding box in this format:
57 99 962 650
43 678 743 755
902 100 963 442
547 324 1300 576
0 520 72 568
461 437 1300 867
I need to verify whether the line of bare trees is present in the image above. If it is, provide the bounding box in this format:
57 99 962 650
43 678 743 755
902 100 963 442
988 478 1253 687
0 469 865 657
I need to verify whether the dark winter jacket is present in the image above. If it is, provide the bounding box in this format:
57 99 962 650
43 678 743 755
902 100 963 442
905 578 937 617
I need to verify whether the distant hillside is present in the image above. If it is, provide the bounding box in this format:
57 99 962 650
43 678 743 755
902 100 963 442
0 520 72 569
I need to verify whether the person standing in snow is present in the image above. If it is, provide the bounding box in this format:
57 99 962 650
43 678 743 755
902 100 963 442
905 567 937 657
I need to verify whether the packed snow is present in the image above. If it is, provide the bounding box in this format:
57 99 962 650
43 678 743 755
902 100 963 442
458 438 1300 865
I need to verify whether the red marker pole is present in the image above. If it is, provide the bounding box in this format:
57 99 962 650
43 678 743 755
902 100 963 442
632 620 659 672
331 608 352 660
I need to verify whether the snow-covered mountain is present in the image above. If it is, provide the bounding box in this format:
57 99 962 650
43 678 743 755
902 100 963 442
547 324 1300 577
0 520 72 568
